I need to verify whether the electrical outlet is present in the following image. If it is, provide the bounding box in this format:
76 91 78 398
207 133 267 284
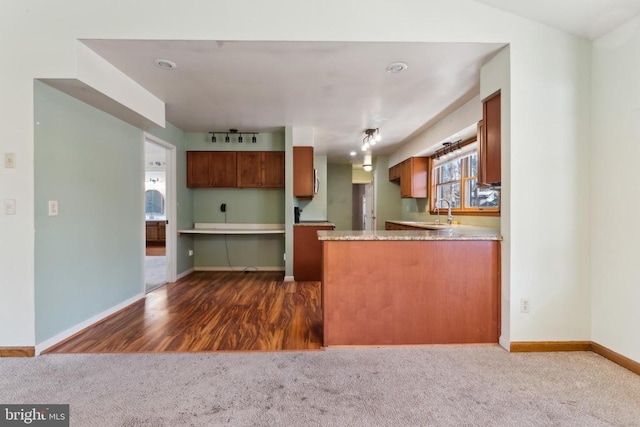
520 298 530 313
188 249 193 256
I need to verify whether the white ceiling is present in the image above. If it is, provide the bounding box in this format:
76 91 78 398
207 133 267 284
82 40 503 163
81 2 640 164
473 0 640 40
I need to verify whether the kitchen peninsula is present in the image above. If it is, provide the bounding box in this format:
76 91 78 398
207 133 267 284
318 226 501 346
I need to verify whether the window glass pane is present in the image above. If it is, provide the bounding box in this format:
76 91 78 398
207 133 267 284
465 179 499 208
145 190 164 215
469 153 478 178
439 159 461 183
436 183 460 208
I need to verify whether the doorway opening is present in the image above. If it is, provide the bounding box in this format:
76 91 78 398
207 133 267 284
352 182 375 231
143 134 176 293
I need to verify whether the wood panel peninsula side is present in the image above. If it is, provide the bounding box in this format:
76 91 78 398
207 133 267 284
318 227 501 346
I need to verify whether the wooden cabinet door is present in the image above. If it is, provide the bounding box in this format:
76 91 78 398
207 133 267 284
480 91 501 186
294 225 334 281
399 157 427 198
187 151 212 188
237 152 263 187
158 221 166 242
146 223 158 242
389 164 400 181
187 151 237 188
210 151 237 187
293 147 314 198
237 152 285 188
263 152 285 188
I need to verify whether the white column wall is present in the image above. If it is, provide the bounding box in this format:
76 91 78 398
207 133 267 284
0 0 595 350
591 16 640 362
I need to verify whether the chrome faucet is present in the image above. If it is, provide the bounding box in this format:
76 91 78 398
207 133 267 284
435 199 453 225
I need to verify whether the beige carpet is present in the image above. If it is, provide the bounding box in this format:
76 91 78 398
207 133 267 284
1 346 638 426
145 256 166 292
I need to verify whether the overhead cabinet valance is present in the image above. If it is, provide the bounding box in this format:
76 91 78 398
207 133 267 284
187 151 285 189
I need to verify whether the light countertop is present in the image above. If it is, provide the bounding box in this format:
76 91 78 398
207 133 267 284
318 226 501 241
178 223 285 235
294 221 334 227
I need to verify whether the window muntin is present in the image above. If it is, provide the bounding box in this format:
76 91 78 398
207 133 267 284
431 144 499 214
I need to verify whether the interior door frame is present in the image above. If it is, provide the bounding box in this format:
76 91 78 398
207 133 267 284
143 132 177 285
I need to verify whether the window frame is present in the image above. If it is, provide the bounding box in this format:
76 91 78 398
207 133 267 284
429 140 500 216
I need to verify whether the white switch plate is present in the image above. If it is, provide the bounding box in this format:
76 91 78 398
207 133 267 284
4 153 16 168
188 250 194 256
4 199 16 215
48 200 59 216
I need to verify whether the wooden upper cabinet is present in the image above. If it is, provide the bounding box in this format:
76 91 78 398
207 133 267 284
237 152 263 187
262 151 285 188
187 151 237 188
293 146 314 198
389 164 401 181
479 91 501 186
237 151 285 188
393 157 428 198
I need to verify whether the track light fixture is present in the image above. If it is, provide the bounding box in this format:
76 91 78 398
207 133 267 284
434 140 463 160
209 129 260 144
362 128 381 152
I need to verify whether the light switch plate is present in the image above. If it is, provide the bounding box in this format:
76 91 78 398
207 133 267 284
48 200 59 216
4 153 16 168
4 199 16 215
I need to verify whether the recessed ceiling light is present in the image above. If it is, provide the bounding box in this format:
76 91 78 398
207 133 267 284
154 59 177 70
386 62 408 74
350 151 357 156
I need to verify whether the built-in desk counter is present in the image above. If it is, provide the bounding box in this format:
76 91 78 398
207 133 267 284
178 223 285 235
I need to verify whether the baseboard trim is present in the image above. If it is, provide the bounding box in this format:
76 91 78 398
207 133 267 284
0 347 35 357
510 341 592 352
510 341 638 376
283 275 295 282
36 293 145 355
176 267 194 281
592 342 640 376
194 267 285 272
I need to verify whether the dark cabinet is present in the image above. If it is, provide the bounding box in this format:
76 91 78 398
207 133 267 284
293 147 314 198
389 157 428 198
479 91 501 186
237 151 285 188
146 221 166 244
187 151 237 188
294 224 334 281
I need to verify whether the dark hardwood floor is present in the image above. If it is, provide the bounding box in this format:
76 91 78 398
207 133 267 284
44 271 323 353
146 245 166 256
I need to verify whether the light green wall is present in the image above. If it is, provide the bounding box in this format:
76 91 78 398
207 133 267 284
34 81 144 344
186 132 285 151
186 132 285 268
373 156 402 230
327 163 353 230
401 198 500 229
297 155 327 221
147 123 194 275
352 167 372 184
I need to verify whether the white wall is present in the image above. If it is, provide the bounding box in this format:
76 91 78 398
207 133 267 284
591 16 640 362
0 0 597 352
